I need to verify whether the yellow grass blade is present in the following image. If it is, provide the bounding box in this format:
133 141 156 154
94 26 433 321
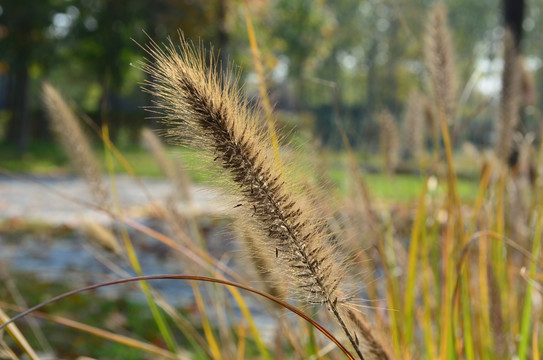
477 233 493 359
98 121 269 359
518 208 543 359
403 177 429 346
228 286 271 360
468 162 493 358
439 222 455 360
493 172 506 289
153 297 212 358
420 221 438 359
101 124 178 353
124 214 269 358
0 302 179 359
244 1 281 167
459 272 475 360
192 283 222 359
0 309 40 360
236 322 247 360
1 275 356 359
533 308 540 360
455 162 494 360
378 229 403 356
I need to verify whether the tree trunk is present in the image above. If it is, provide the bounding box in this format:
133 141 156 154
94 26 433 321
503 0 525 49
217 0 229 70
5 61 30 154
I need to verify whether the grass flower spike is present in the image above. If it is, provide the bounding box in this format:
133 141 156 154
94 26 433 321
42 82 111 210
425 2 458 122
138 35 388 360
377 109 399 175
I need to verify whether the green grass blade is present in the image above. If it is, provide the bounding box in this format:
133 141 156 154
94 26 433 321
403 177 428 346
102 125 178 353
518 212 543 359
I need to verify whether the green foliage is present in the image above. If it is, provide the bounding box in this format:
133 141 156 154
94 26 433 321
0 276 204 359
0 141 69 173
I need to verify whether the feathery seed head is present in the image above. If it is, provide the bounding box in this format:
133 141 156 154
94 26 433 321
139 35 350 308
422 95 438 138
377 109 399 175
41 82 111 210
139 35 379 359
234 220 287 301
403 90 425 160
425 2 458 122
519 60 536 107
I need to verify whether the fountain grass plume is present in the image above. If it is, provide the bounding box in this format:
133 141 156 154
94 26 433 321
425 2 458 122
404 90 424 161
137 34 383 360
234 219 286 302
41 82 111 211
378 109 399 175
519 59 536 107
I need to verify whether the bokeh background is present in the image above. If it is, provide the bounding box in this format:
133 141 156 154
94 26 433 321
1 0 541 156
2 1 543 359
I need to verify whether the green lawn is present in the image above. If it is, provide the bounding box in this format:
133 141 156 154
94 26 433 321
365 173 477 202
1 141 479 203
1 141 187 179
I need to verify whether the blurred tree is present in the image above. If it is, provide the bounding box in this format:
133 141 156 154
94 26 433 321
65 0 219 141
0 0 227 149
503 0 525 49
0 0 62 153
263 0 333 108
227 0 505 149
1 0 540 153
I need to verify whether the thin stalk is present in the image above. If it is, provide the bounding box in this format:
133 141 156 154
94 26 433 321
236 322 247 360
420 222 437 359
228 281 271 360
0 275 356 360
192 283 222 359
533 308 541 360
439 219 455 360
518 200 543 358
244 0 281 167
0 301 179 360
403 178 429 346
306 322 319 358
467 162 493 359
384 223 403 356
0 309 40 360
460 274 475 360
478 233 493 360
102 124 178 353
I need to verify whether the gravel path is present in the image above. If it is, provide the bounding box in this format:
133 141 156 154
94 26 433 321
0 175 277 335
0 174 226 226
